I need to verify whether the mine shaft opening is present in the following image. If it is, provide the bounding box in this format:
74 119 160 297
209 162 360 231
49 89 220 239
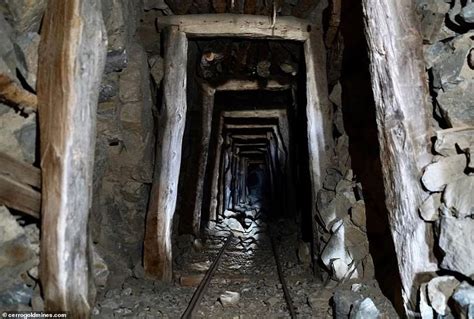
175 37 315 260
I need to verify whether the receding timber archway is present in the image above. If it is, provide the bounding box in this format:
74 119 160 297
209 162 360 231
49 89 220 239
144 14 333 281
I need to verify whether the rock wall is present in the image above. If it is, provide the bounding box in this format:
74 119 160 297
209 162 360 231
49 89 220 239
89 0 158 288
0 1 44 311
417 0 474 317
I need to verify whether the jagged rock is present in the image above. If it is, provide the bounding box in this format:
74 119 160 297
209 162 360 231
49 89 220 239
438 215 474 277
469 48 474 69
0 283 33 307
321 221 354 280
297 241 311 266
421 154 467 192
443 177 474 218
345 219 369 261
329 82 342 107
2 0 46 33
0 206 36 293
436 81 474 127
349 298 379 319
317 193 352 231
419 193 441 221
431 33 472 90
0 13 26 80
149 55 164 86
419 0 450 43
144 0 173 14
452 281 474 319
419 283 434 319
427 276 460 316
434 127 474 156
323 168 343 191
219 291 240 307
336 178 357 204
189 261 210 272
332 290 363 319
92 247 109 288
179 274 204 287
105 50 128 74
350 200 367 230
223 210 238 218
99 73 119 103
16 32 40 90
460 2 474 23
224 217 245 234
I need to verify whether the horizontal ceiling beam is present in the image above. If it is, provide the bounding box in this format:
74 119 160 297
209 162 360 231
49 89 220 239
157 14 311 41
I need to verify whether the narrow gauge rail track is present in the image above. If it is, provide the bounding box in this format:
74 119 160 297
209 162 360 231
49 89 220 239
180 232 297 319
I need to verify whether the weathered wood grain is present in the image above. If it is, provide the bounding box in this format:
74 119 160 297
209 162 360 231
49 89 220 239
0 151 41 189
362 0 438 312
37 0 107 316
157 14 311 41
144 27 188 281
0 74 37 113
0 175 40 218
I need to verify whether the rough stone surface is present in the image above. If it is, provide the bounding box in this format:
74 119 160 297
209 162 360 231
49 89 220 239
419 193 441 222
0 206 37 294
452 281 474 319
427 276 460 316
421 154 467 192
219 291 240 307
442 176 474 218
3 0 46 33
349 297 380 319
438 215 474 277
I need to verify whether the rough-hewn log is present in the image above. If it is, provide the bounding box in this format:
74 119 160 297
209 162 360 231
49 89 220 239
0 152 41 189
362 0 438 313
304 25 333 276
157 14 311 41
0 74 37 113
191 86 215 235
0 152 41 218
37 0 107 316
0 175 40 218
144 27 188 282
208 116 225 221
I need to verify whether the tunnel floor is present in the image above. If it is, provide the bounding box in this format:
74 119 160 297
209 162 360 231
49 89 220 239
93 206 398 318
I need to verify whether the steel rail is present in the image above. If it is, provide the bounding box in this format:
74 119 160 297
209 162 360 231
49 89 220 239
181 234 234 319
270 234 297 319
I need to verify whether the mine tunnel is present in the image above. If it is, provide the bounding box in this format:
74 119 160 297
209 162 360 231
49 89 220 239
0 0 473 318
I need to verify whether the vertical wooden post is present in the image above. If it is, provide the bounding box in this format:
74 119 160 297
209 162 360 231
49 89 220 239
362 0 437 312
191 86 215 235
144 27 188 281
209 116 225 220
304 28 333 273
37 0 107 316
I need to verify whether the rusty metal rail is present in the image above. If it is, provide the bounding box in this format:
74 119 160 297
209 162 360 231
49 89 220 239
270 234 297 319
181 234 234 319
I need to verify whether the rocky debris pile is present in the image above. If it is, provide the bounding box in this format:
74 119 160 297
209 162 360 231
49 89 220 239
317 169 371 281
419 276 474 318
419 0 474 127
0 205 40 311
418 125 474 318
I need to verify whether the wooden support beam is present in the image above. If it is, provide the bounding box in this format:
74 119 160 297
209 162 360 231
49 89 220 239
0 152 41 218
0 74 38 114
157 14 311 41
215 79 291 91
208 117 225 221
362 0 437 312
144 27 188 282
304 25 333 276
37 0 107 316
191 86 215 235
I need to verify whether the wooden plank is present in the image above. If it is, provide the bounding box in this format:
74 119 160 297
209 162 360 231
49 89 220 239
191 86 215 235
37 0 107 316
0 175 40 218
215 79 291 91
362 0 438 313
157 14 311 41
0 74 38 114
144 27 188 281
0 152 41 189
208 116 225 221
304 25 333 277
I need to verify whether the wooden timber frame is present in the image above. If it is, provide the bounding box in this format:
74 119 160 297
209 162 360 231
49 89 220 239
37 0 107 316
145 14 333 281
